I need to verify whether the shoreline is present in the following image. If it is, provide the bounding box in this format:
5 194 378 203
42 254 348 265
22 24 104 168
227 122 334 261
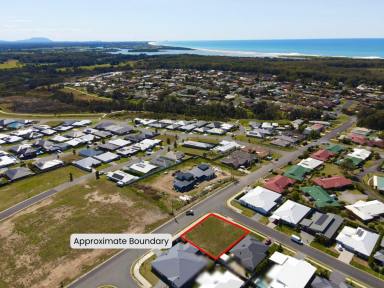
148 40 384 60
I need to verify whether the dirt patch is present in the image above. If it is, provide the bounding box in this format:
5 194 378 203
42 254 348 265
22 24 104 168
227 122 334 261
0 181 168 288
85 190 134 206
0 198 53 239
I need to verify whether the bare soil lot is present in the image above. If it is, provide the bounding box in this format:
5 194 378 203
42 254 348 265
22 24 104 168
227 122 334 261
0 178 169 288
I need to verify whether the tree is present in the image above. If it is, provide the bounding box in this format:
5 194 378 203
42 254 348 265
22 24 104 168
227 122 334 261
340 158 355 170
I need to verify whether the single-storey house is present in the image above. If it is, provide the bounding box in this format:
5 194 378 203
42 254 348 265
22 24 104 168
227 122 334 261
4 167 34 181
239 186 282 215
152 243 207 288
229 235 269 272
300 212 343 241
263 175 295 194
336 226 379 258
312 176 352 190
73 157 101 172
271 200 312 226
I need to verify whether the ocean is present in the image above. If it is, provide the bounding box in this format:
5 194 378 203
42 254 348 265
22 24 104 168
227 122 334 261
149 39 384 59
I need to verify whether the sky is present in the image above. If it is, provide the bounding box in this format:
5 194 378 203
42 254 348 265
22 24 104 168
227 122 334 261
1 0 384 41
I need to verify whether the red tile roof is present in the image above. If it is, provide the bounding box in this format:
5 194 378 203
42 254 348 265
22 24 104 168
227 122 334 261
312 176 352 189
347 133 366 145
311 149 335 161
263 175 295 193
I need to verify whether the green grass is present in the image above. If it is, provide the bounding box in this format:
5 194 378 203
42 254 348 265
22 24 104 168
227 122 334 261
318 163 344 177
275 224 299 236
0 166 86 211
230 199 256 217
139 255 159 286
62 87 112 102
351 260 384 280
310 241 340 258
183 214 247 257
0 60 23 69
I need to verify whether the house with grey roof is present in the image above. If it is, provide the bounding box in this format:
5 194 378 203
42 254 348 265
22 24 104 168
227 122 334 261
229 235 268 272
4 167 34 181
189 164 215 181
73 157 101 172
221 150 257 169
93 152 120 163
152 242 207 288
300 212 343 241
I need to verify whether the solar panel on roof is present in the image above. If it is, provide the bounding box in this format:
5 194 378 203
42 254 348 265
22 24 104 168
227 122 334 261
315 214 328 226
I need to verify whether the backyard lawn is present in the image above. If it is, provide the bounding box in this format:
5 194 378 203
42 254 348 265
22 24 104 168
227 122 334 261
0 166 86 211
181 214 249 259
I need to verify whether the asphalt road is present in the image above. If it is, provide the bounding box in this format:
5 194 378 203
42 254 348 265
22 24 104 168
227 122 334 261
66 116 384 288
0 148 165 221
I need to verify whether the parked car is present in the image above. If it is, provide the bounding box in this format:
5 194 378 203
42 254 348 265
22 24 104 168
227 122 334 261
185 210 194 216
264 238 272 245
290 234 303 245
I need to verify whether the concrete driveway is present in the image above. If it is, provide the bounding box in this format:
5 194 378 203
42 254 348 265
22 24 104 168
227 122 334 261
300 231 315 245
338 250 354 264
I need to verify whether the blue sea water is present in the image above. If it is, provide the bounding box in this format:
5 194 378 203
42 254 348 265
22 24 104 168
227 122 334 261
152 39 384 59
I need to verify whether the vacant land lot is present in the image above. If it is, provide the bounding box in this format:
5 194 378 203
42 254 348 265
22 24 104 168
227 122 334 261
0 178 169 288
181 214 249 259
0 166 85 211
0 60 23 69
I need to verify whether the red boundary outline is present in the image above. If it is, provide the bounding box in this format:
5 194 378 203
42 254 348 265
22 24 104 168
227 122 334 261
180 213 250 260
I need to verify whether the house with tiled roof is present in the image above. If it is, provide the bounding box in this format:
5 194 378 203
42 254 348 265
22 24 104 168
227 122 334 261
263 175 295 194
310 149 335 162
312 176 352 190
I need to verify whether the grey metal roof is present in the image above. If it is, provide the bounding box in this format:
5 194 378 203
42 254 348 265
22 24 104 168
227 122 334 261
5 167 34 181
152 243 207 288
300 212 343 239
73 157 101 171
229 235 268 271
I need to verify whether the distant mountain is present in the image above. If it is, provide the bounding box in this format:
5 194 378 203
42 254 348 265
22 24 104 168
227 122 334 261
0 37 53 43
16 37 53 43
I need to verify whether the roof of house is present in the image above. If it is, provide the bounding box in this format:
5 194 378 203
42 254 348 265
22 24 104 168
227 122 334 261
336 226 379 257
284 165 311 181
267 252 316 288
373 176 384 191
107 170 138 185
326 144 344 154
221 150 256 168
229 235 269 271
78 148 103 158
4 167 34 181
312 176 352 190
152 243 207 288
239 186 282 213
347 148 371 161
34 159 64 171
183 140 214 150
300 212 343 239
345 200 384 221
129 161 157 174
189 164 215 179
311 149 335 161
73 157 101 171
271 200 311 225
297 157 324 170
93 152 119 163
300 186 340 208
263 175 296 194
